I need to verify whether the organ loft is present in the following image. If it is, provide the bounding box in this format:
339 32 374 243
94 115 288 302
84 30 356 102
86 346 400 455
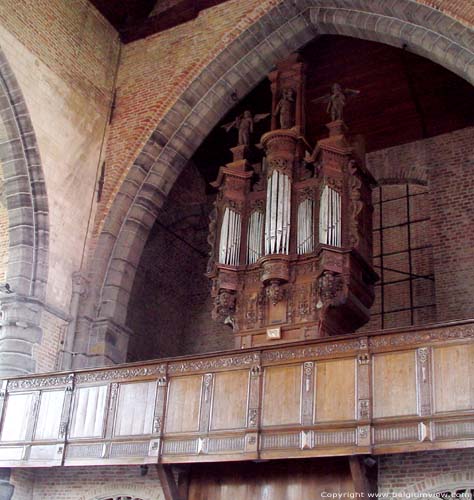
207 55 378 347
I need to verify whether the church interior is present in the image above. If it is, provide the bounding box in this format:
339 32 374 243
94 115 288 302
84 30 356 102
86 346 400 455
0 0 473 498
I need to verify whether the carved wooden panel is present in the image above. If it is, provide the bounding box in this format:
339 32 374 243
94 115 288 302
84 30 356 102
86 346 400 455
34 390 65 440
69 385 108 439
433 344 474 413
210 370 249 431
114 381 156 436
372 351 417 418
0 393 34 441
314 358 356 422
262 365 302 426
165 375 202 434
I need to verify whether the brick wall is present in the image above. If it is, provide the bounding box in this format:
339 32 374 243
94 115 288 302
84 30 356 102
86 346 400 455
10 465 164 500
0 0 119 313
367 126 474 325
379 449 474 494
362 184 436 331
427 128 474 322
126 161 233 361
10 469 34 500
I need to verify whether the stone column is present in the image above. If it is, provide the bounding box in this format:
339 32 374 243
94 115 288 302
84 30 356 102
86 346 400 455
0 469 14 500
0 295 43 378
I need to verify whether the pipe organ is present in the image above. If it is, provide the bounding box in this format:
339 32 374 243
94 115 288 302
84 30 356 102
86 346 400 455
208 55 378 348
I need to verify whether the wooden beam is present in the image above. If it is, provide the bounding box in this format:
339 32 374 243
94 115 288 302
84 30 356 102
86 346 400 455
156 464 183 500
177 465 191 500
349 456 377 495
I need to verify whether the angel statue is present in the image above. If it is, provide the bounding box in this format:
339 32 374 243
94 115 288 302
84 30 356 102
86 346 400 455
221 110 270 147
274 87 296 129
313 83 360 121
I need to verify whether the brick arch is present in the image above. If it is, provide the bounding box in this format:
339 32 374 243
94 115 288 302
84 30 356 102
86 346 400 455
89 0 474 363
367 142 430 186
0 46 49 376
403 476 474 495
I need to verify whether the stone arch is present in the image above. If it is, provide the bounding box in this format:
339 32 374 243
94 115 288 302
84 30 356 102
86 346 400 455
0 46 49 376
88 0 474 363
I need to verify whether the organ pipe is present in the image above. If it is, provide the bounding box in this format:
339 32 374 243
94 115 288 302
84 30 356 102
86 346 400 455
297 198 314 254
319 185 341 247
264 169 291 255
219 207 241 265
247 210 264 264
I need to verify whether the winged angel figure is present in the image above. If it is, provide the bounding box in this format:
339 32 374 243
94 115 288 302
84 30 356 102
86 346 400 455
222 110 270 147
313 83 360 121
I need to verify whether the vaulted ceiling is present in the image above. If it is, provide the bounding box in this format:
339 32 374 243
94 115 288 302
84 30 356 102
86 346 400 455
90 0 230 42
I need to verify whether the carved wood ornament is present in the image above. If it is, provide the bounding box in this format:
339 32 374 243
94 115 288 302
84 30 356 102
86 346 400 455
207 54 378 348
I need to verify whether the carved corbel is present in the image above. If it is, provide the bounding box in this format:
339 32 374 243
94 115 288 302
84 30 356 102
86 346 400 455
265 280 285 306
211 288 237 328
317 270 345 309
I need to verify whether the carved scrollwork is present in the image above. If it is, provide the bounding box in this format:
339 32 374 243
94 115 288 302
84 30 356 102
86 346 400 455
250 199 265 212
168 352 260 374
267 157 292 176
323 176 343 192
262 339 360 363
8 374 71 391
224 197 244 212
358 399 370 419
369 324 474 349
297 186 315 202
248 408 258 427
75 365 165 384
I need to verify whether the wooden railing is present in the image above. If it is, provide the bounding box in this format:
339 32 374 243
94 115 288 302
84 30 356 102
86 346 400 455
0 319 474 467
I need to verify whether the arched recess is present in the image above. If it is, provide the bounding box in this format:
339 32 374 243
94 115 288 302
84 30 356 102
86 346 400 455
0 46 49 376
84 0 474 365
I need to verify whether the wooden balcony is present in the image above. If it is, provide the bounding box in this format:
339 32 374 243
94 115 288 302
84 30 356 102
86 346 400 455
0 319 473 467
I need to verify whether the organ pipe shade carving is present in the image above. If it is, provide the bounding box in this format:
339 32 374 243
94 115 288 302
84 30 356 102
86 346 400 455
247 210 264 264
265 169 291 255
219 207 241 265
297 198 314 254
319 185 341 247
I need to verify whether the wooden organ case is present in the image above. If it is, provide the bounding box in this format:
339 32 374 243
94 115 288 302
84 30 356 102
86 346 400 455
207 55 378 348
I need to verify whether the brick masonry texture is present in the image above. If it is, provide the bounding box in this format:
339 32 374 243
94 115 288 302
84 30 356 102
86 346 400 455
10 465 165 500
0 0 119 311
367 126 474 324
379 449 474 494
